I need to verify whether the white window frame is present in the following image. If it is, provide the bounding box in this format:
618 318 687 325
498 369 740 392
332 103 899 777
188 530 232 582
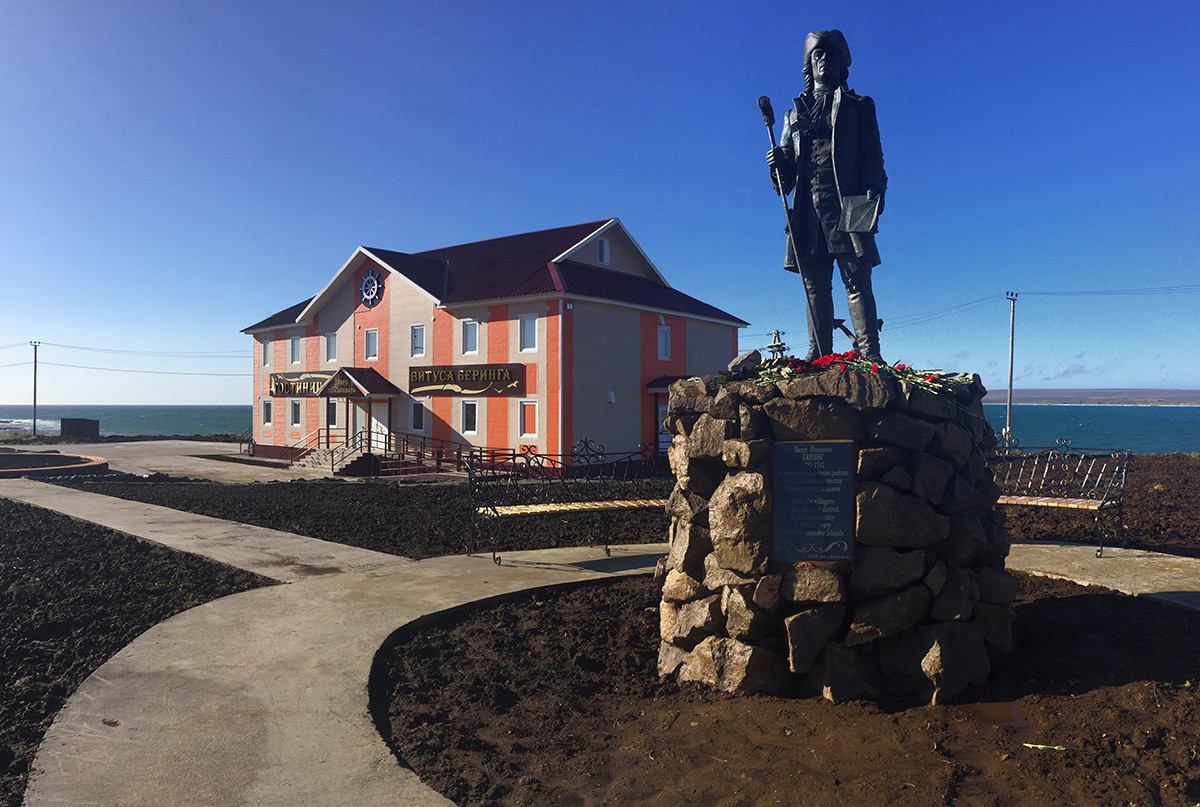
410 398 427 434
597 237 610 265
518 314 538 353
289 399 302 428
410 324 425 358
262 400 273 425
461 399 478 435
658 324 671 361
289 336 302 365
461 320 478 355
324 332 338 363
519 400 538 438
261 339 270 367
364 329 378 361
326 399 338 428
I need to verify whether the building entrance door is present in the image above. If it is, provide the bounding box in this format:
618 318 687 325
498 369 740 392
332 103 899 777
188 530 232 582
352 402 367 446
370 400 389 452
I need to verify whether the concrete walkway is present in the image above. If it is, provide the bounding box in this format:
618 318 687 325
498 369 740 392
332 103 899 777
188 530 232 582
0 478 403 582
1008 541 1200 612
23 544 664 807
18 439 334 483
7 441 1200 805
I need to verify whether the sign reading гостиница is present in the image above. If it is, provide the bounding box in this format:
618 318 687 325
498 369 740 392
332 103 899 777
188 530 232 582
771 441 856 562
270 372 333 397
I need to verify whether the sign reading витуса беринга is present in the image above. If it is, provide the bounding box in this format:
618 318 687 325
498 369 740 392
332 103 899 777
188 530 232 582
772 441 856 562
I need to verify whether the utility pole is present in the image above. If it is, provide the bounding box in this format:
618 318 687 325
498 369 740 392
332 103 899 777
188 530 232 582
1004 293 1017 447
30 341 40 436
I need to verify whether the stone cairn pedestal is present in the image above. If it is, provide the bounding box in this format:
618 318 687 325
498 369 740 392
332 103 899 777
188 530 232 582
657 368 1015 705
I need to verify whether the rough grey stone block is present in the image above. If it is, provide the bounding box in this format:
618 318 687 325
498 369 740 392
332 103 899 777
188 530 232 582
850 546 926 598
709 472 771 574
856 482 951 548
845 584 931 645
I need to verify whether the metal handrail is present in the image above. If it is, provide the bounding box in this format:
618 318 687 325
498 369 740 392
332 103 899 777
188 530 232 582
378 431 480 474
328 430 368 472
283 427 356 466
284 428 324 466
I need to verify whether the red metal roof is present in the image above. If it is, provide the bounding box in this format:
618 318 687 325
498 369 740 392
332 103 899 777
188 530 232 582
557 261 746 325
245 220 745 330
407 219 610 303
242 298 313 333
340 366 404 396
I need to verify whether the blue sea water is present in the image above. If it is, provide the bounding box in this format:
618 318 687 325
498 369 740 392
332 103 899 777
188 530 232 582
0 405 252 438
0 402 1195 454
982 404 1200 455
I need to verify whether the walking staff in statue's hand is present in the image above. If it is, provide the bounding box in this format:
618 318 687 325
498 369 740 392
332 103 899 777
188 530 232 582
765 29 887 363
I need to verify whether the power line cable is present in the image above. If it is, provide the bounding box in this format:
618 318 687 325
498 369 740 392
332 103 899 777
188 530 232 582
38 341 244 358
0 342 28 350
0 361 32 368
793 283 1200 336
40 361 251 377
1017 285 1200 296
886 294 1006 330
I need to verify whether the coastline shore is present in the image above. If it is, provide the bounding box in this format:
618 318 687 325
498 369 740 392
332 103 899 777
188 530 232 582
983 388 1200 406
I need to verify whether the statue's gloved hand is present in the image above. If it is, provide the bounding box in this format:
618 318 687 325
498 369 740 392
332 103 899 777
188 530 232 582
766 147 786 170
867 187 885 216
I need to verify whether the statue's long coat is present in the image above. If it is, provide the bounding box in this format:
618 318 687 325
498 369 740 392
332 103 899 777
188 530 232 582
774 86 887 269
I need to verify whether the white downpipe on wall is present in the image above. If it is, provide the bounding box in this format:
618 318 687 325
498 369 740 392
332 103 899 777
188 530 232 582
558 300 565 454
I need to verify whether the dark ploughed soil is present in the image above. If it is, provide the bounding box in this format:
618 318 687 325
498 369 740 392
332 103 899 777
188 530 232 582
375 574 1200 807
55 454 1200 559
53 478 672 559
11 453 1200 806
0 499 273 807
366 454 1200 807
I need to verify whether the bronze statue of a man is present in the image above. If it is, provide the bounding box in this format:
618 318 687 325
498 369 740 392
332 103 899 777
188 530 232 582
766 29 887 362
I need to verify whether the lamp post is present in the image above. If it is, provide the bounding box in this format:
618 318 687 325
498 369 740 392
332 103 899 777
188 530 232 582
1004 293 1017 447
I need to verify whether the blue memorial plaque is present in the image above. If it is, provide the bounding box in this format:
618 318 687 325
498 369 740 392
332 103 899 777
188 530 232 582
772 441 856 562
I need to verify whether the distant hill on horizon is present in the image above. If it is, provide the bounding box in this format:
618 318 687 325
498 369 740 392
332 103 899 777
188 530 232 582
981 388 1200 405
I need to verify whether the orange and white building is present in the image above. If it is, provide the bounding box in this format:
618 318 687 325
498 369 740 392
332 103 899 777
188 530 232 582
242 219 746 460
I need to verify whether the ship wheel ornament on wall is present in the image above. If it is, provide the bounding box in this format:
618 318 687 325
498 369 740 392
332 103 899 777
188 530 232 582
359 267 384 308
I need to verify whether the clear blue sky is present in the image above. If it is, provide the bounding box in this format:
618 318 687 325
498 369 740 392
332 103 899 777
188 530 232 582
3 0 1199 405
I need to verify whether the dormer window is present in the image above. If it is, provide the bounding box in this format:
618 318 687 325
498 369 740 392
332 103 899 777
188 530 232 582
597 237 610 265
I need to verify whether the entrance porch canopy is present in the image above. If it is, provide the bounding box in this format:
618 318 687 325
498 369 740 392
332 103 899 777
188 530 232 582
317 367 404 398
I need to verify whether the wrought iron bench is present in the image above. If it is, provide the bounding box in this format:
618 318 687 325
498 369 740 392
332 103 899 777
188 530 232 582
987 440 1131 557
464 438 672 564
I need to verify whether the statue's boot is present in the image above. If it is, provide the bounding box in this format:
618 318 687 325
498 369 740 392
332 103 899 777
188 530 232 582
842 260 882 363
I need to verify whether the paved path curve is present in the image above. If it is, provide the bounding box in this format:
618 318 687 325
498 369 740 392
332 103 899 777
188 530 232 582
0 478 404 582
24 538 1200 807
23 544 664 807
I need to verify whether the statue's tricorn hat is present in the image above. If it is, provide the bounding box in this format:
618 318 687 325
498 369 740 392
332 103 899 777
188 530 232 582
802 29 851 92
